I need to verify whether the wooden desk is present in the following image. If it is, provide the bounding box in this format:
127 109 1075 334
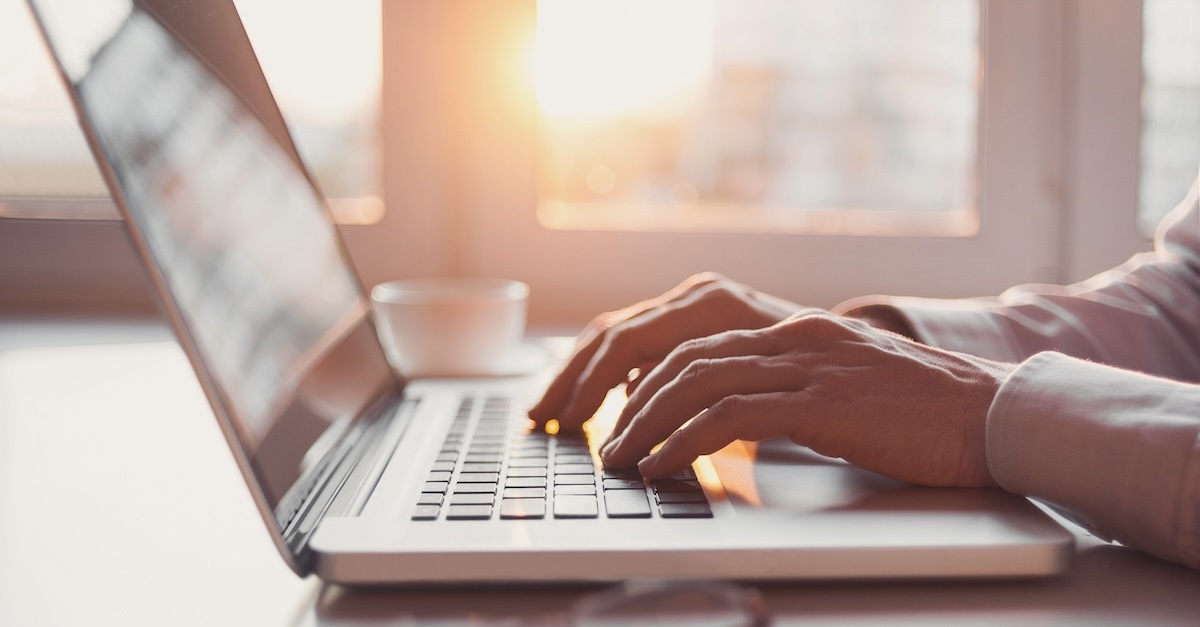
3 316 1199 626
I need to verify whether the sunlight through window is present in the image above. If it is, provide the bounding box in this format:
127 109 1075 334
532 0 980 236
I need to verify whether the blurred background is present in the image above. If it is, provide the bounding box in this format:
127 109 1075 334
1 0 1197 326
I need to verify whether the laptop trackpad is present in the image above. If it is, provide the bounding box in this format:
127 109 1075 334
709 437 1011 515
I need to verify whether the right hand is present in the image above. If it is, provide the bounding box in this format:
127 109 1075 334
528 273 801 432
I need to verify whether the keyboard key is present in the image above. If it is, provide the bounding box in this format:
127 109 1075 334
602 467 641 480
500 499 546 519
652 479 703 493
503 487 547 499
462 462 502 473
436 452 458 462
554 495 599 519
555 464 596 475
427 471 452 483
464 453 503 463
412 505 440 520
512 448 549 458
450 493 495 506
451 482 498 494
659 502 713 518
430 461 455 472
422 481 449 493
446 504 493 520
505 477 547 488
604 490 652 518
602 478 644 490
459 472 500 483
556 455 593 465
507 467 548 478
657 490 708 504
554 474 596 486
509 457 548 467
555 484 597 496
417 493 443 506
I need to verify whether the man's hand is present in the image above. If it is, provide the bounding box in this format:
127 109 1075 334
528 273 800 431
599 312 1016 488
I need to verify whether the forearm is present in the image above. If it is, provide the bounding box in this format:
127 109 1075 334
835 181 1200 381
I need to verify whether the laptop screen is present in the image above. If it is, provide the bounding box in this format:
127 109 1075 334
28 0 398 529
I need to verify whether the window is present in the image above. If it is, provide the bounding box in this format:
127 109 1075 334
1139 0 1200 232
233 0 383 225
0 0 383 312
533 0 980 237
0 0 112 218
0 0 382 224
7 1 1193 323
406 1 1066 325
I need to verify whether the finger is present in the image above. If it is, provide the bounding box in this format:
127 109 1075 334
559 280 784 428
602 352 806 468
637 392 805 478
557 302 711 428
528 316 609 426
604 311 835 445
613 330 762 434
529 274 724 425
603 327 778 450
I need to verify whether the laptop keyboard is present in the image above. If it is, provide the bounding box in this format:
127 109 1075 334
411 395 712 521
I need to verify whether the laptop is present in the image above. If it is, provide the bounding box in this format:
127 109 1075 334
27 0 1074 584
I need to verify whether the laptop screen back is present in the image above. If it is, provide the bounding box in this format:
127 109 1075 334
27 0 398 538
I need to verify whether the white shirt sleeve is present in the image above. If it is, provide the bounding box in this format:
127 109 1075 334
833 176 1200 567
989 352 1200 568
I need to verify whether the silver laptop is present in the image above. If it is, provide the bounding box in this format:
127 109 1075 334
27 0 1074 584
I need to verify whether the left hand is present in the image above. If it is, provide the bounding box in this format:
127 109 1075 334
599 311 1017 488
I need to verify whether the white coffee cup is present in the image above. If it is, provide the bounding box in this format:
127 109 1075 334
370 278 529 377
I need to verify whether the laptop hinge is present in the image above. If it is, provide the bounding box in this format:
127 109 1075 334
278 393 414 571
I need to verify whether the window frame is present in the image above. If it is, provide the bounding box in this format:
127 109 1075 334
379 0 1084 326
3 0 1160 326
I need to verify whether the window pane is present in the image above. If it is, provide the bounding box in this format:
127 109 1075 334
0 0 114 217
1139 0 1200 232
0 0 382 224
533 0 980 235
233 0 383 225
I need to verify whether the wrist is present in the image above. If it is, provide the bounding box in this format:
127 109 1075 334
847 306 918 340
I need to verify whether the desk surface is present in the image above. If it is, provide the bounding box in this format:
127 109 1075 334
3 316 1199 627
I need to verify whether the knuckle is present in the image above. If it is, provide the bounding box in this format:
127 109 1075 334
690 271 726 286
707 394 751 422
582 311 616 337
676 358 716 385
789 312 848 336
598 324 635 360
674 335 710 356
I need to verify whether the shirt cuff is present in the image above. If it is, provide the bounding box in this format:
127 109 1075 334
986 352 1200 568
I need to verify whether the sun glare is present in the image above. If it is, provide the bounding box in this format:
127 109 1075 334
530 0 714 120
